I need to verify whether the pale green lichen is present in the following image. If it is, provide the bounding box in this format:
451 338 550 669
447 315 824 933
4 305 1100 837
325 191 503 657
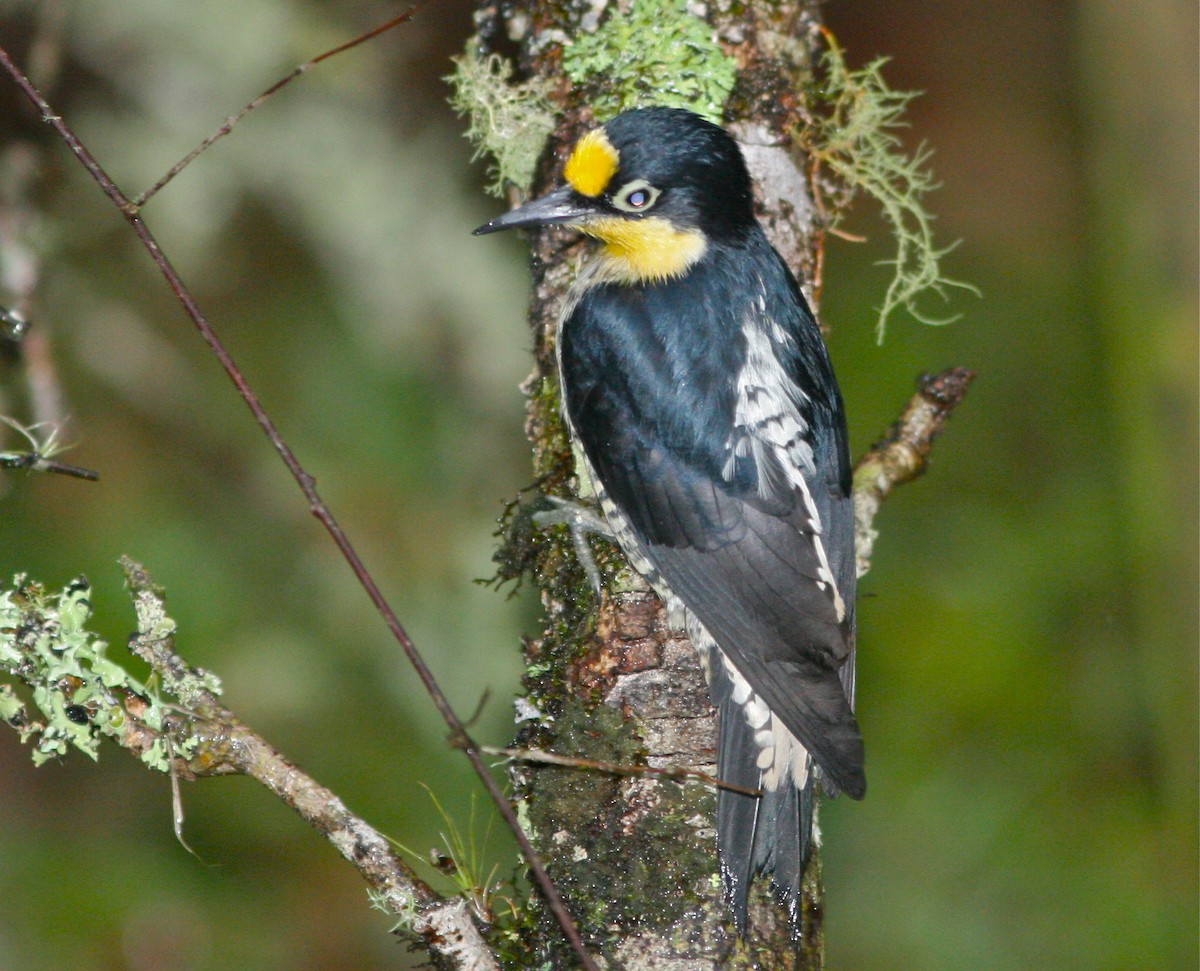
562 0 736 124
0 572 206 770
805 34 976 341
447 47 557 197
370 885 422 932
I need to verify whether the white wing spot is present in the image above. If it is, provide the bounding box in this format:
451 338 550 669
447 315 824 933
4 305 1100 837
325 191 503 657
745 696 771 730
723 292 847 623
731 676 752 705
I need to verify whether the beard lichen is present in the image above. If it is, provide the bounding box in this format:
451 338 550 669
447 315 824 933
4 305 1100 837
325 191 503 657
803 30 977 341
447 45 557 198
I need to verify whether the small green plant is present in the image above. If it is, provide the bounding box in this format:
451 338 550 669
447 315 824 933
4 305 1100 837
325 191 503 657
562 0 736 124
805 31 976 340
447 47 557 197
387 784 514 927
1 416 69 464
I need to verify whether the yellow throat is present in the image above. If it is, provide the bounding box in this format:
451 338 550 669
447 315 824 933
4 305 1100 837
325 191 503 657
578 216 707 284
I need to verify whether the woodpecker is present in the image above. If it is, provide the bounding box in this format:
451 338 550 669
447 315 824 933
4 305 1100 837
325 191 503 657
475 107 863 933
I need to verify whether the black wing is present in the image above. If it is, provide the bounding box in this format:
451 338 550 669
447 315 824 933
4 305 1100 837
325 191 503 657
561 246 863 796
590 431 863 796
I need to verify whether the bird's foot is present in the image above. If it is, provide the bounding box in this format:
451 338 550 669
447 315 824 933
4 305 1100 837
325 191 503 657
533 496 613 598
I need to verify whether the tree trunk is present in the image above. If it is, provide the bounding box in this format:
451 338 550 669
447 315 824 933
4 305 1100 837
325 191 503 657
479 1 830 967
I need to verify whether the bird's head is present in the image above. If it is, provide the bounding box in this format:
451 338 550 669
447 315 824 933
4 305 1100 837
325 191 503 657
474 107 755 283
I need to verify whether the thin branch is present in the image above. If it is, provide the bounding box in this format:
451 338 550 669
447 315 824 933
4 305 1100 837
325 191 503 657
119 572 497 971
853 367 976 576
0 450 99 480
132 4 432 209
483 745 764 798
0 43 598 971
0 415 99 480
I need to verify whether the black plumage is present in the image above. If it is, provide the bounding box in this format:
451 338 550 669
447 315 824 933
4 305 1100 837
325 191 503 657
476 107 863 934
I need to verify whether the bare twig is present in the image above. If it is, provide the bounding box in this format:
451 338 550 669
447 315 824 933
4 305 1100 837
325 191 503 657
0 42 598 971
132 4 431 208
484 744 764 798
853 367 976 575
0 450 99 480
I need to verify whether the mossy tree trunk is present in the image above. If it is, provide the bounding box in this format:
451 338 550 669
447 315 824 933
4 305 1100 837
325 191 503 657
480 2 830 967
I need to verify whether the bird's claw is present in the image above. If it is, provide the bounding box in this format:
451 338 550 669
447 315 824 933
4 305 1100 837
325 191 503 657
532 496 613 598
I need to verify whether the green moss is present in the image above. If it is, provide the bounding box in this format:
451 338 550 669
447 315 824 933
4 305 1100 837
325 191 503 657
447 45 557 197
804 32 977 340
524 701 716 945
562 0 737 124
484 367 586 586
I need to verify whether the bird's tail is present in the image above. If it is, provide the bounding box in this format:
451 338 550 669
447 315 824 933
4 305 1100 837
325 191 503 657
713 685 815 937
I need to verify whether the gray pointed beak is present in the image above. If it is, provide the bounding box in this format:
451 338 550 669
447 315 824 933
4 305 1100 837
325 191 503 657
473 184 594 235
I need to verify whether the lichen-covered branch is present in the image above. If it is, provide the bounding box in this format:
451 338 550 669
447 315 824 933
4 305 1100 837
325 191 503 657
0 559 500 971
853 368 976 577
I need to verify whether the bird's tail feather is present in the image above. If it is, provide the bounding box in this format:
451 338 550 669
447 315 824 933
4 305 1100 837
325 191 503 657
715 689 814 936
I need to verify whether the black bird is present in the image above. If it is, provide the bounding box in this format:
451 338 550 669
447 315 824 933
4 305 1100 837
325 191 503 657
476 106 863 933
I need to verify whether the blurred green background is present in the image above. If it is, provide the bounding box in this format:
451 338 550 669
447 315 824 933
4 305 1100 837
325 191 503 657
0 1 1194 969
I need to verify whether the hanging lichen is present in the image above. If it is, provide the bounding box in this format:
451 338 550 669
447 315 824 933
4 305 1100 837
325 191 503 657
447 47 557 197
804 31 976 340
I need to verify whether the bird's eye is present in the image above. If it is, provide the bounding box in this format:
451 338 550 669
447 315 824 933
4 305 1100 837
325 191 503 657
612 179 661 213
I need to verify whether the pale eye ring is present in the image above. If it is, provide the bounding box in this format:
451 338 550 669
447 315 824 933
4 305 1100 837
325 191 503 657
612 179 661 213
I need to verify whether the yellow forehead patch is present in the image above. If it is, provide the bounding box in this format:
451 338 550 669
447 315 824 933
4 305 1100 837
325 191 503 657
563 128 619 198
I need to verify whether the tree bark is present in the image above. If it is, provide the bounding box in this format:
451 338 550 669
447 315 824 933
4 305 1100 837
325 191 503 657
480 1 831 966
